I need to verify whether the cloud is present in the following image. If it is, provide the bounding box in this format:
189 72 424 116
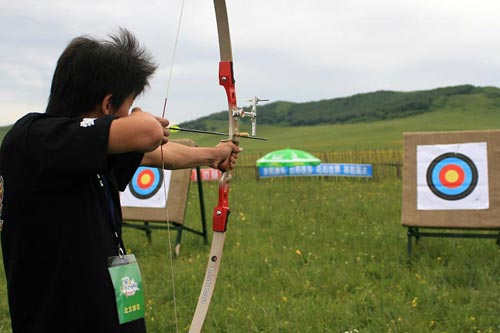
1 0 500 126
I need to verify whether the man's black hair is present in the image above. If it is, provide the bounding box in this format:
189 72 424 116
46 28 157 117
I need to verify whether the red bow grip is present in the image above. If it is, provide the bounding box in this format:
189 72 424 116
213 178 230 232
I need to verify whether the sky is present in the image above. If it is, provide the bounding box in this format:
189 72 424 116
1 0 500 127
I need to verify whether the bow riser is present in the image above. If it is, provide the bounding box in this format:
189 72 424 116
212 174 230 232
219 61 240 142
218 61 236 107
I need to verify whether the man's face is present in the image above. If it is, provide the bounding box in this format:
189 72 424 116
112 94 135 118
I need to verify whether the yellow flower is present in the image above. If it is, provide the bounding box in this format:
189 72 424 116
411 297 418 308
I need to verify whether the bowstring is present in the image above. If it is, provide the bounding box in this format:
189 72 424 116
161 0 186 332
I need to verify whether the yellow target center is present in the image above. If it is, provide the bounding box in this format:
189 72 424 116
445 170 459 183
140 174 152 185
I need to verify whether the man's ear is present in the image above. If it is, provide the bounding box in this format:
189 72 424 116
101 94 113 116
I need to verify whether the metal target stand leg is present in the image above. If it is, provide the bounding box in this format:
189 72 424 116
407 227 418 257
407 226 500 257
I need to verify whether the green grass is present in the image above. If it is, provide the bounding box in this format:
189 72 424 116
4 179 499 332
137 179 500 332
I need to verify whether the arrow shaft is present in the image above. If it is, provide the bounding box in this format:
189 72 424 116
173 127 268 140
173 127 227 136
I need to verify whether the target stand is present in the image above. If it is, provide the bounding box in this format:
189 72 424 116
121 139 208 256
402 130 500 256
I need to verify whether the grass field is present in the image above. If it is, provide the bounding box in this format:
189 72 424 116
3 179 499 332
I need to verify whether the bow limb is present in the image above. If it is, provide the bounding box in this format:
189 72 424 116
189 1 238 332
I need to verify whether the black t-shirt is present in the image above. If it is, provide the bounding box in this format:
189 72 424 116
0 113 146 333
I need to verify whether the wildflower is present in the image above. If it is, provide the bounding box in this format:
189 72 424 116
411 297 418 308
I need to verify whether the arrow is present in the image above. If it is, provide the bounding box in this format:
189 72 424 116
169 125 268 140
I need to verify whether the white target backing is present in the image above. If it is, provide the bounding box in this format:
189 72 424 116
417 142 488 210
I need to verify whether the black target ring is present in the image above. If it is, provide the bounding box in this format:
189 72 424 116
426 152 478 201
129 167 164 200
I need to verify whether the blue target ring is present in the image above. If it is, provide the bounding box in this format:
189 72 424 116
129 167 164 199
426 152 478 200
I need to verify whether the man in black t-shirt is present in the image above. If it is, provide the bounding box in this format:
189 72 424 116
0 28 240 333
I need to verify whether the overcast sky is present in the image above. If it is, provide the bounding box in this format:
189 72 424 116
1 0 500 126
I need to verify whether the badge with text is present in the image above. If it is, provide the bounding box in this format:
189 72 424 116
108 254 145 325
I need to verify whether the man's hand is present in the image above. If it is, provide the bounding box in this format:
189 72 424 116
129 107 170 145
211 141 243 172
109 107 170 154
155 116 170 145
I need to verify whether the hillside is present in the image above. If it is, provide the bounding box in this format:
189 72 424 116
172 85 499 154
179 85 499 131
0 126 10 141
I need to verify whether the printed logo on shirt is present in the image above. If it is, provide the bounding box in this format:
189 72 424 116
0 176 4 231
80 118 97 127
120 276 140 297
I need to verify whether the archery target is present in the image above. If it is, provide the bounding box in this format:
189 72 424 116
130 167 163 199
121 167 172 208
426 153 478 200
417 142 489 210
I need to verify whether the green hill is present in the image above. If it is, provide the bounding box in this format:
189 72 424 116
0 126 10 141
179 84 497 130
173 85 499 153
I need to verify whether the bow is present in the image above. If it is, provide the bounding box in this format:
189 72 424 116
189 1 239 331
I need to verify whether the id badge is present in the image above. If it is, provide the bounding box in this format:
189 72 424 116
108 254 145 325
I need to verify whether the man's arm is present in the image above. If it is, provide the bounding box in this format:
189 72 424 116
141 141 241 171
107 109 169 154
105 107 240 171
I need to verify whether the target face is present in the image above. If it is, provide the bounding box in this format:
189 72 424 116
129 167 164 199
426 153 478 200
417 142 489 210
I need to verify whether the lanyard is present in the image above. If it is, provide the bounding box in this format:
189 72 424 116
0 176 4 231
99 174 146 324
97 174 125 257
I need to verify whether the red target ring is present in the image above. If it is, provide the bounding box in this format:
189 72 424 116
438 164 465 188
129 167 163 199
137 169 155 189
426 153 478 200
